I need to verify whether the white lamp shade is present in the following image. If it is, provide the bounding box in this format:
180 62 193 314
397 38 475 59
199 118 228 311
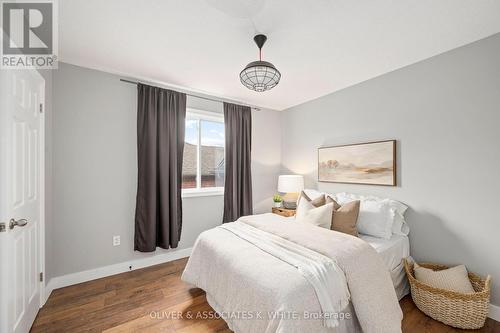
278 175 304 193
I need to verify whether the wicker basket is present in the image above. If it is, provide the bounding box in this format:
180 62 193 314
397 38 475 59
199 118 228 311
403 259 491 329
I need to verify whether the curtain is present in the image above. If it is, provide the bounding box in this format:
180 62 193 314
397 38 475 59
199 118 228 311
223 102 253 223
134 83 186 252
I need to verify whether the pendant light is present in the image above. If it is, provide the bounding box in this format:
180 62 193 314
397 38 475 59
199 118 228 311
239 34 281 92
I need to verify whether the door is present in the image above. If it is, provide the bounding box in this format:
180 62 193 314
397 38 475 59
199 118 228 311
0 68 45 333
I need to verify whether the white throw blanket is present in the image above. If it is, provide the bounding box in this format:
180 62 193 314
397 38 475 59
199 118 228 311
182 213 402 333
220 221 350 328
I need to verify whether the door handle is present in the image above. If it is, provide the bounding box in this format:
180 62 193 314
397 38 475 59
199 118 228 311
9 218 28 230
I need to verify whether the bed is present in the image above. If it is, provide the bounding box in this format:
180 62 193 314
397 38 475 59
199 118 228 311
182 213 407 333
359 234 410 300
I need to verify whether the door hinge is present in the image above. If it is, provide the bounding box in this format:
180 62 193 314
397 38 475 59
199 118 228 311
39 103 43 113
39 272 43 282
0 222 6 232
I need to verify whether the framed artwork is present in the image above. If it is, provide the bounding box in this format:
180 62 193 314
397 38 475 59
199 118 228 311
318 140 396 186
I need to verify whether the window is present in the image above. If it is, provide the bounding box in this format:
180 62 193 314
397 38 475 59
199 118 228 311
182 109 225 196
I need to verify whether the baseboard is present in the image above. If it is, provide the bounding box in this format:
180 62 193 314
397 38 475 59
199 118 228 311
43 247 192 305
489 303 500 322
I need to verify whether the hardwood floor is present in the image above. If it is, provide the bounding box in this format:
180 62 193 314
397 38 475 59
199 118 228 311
32 258 499 333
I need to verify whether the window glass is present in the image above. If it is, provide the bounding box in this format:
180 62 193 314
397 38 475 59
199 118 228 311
181 113 224 191
182 119 198 189
200 120 225 188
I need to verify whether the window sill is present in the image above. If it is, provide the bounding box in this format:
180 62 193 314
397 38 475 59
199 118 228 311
182 189 224 198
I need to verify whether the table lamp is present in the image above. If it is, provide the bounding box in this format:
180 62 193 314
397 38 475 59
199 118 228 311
277 175 304 209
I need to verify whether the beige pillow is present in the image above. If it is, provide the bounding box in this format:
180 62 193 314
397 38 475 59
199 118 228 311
326 196 360 237
298 191 326 207
296 193 333 229
414 263 475 293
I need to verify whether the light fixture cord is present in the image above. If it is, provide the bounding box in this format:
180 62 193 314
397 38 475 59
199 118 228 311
259 47 262 61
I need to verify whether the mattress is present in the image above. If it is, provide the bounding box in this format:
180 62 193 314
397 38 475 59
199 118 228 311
359 234 410 271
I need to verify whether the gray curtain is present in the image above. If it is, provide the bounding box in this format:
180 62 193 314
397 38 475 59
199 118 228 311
134 83 186 252
223 102 253 223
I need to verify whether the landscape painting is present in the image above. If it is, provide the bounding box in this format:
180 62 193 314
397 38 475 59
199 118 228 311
318 140 396 186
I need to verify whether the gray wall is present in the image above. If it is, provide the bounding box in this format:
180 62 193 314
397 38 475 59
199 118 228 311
49 62 281 277
281 33 500 305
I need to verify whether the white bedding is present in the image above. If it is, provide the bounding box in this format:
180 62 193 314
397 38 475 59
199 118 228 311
360 234 410 271
360 234 411 300
182 214 403 333
279 217 411 299
283 217 410 272
220 221 350 328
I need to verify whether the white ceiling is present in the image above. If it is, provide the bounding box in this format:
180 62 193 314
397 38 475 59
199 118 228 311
59 0 500 110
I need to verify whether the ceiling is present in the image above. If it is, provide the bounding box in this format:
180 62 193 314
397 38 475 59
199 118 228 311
59 0 500 110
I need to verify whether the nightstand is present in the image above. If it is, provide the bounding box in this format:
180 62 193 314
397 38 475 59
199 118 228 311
272 207 296 217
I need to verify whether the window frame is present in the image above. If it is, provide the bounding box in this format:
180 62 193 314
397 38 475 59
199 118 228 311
181 108 225 198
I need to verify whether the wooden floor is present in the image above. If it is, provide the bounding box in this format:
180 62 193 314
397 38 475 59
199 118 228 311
32 258 499 333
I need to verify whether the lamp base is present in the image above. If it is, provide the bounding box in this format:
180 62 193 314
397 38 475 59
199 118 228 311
282 192 300 209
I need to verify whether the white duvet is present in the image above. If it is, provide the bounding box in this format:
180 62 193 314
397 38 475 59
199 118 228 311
220 221 350 328
182 213 403 333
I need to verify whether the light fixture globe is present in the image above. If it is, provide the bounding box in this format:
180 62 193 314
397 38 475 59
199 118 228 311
240 34 281 92
240 60 281 92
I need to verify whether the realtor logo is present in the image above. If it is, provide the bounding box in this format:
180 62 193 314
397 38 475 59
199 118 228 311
1 0 58 69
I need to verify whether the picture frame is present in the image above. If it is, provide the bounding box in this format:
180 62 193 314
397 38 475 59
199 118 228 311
318 140 396 186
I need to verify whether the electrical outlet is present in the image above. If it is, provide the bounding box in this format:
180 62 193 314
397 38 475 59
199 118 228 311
113 235 120 246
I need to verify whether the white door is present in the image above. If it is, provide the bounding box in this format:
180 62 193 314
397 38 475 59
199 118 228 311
0 68 45 333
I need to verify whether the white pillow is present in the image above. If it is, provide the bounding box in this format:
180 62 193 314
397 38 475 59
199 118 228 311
414 263 475 293
391 212 410 236
355 199 394 239
295 197 333 229
336 192 409 236
336 192 408 215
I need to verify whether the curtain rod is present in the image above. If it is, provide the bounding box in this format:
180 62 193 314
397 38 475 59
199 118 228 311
120 78 261 111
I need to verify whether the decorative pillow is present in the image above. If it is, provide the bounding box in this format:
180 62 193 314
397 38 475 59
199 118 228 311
295 197 333 229
414 263 475 293
326 196 360 237
298 191 326 207
302 189 325 201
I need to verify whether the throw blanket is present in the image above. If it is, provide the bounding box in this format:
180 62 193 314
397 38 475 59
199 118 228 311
220 221 350 328
182 214 402 333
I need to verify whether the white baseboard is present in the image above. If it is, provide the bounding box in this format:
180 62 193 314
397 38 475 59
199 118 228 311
43 247 192 305
489 303 500 322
